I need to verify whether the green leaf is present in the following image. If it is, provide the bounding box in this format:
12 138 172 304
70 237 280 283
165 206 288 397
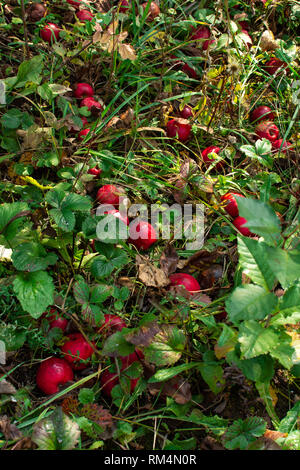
236 198 281 245
15 55 44 88
0 322 26 351
0 202 30 246
225 285 278 324
271 285 300 326
264 247 300 289
227 350 274 383
91 248 129 279
188 409 228 436
198 351 225 394
224 417 266 450
73 279 90 305
237 238 276 290
102 331 135 357
1 108 23 129
278 401 300 433
49 208 75 232
144 325 186 366
148 362 201 383
12 242 57 272
78 388 95 405
13 271 54 318
62 193 91 212
32 407 80 450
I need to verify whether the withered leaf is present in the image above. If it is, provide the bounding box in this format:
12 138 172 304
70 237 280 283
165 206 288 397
148 376 191 404
177 250 220 270
126 321 161 348
136 255 170 287
159 244 178 276
0 379 17 395
118 43 137 61
0 415 23 441
260 30 279 51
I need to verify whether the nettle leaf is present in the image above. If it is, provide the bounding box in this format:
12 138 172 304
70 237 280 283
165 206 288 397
32 407 80 450
271 285 300 326
237 238 276 290
224 417 267 450
13 271 54 318
198 351 225 394
12 242 57 272
0 202 30 245
144 325 186 366
91 247 129 279
236 198 281 245
264 247 300 289
225 284 278 324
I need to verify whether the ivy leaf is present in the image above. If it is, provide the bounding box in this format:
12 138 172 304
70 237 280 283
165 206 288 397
237 238 276 290
12 242 57 272
224 417 267 450
32 407 80 450
13 271 54 318
236 198 281 245
225 285 278 324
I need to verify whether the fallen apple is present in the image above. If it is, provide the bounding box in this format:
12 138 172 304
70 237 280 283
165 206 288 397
76 9 94 21
40 23 61 44
36 357 73 395
80 97 103 115
166 119 191 142
221 192 245 218
255 120 279 142
96 184 126 206
233 216 255 237
128 220 157 250
74 82 94 99
169 272 201 294
61 333 94 370
250 105 274 123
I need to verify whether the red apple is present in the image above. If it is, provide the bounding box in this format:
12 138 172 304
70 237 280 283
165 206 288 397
88 166 102 177
233 216 254 237
250 105 274 123
166 119 191 142
264 58 288 75
100 369 139 397
169 272 201 294
119 0 129 12
61 333 94 370
120 349 144 369
36 357 73 395
190 25 214 50
80 97 103 115
78 128 91 140
96 184 126 206
67 0 83 8
44 308 68 332
255 121 279 142
98 314 127 335
201 145 223 169
128 220 157 250
74 83 94 99
40 23 61 44
69 116 88 133
180 105 194 119
221 192 245 218
103 209 129 225
272 139 294 154
76 9 94 21
142 2 160 21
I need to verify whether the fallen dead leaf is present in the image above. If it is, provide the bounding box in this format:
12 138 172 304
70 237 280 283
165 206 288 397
136 255 170 287
159 244 178 276
148 376 191 404
0 415 23 441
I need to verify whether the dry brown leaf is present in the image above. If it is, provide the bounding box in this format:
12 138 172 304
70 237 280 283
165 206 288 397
159 244 178 276
0 415 23 441
148 376 192 404
264 429 288 441
0 379 16 395
118 43 137 61
260 30 279 51
136 255 170 287
126 321 160 348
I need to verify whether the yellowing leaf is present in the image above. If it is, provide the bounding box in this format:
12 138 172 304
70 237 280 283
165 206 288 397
20 176 53 190
118 43 137 61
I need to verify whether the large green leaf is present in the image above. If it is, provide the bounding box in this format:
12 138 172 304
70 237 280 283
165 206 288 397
236 198 281 245
271 285 300 326
238 320 279 359
12 242 57 272
265 247 300 289
237 237 276 290
226 284 278 324
13 271 54 318
224 417 266 450
198 351 225 394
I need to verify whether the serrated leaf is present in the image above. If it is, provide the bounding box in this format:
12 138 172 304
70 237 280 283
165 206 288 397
13 271 54 318
49 208 75 232
225 285 278 324
91 248 129 279
102 331 135 357
238 321 280 359
271 285 300 326
238 238 276 290
12 242 57 272
236 198 281 245
264 247 300 289
224 417 266 450
144 325 186 366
